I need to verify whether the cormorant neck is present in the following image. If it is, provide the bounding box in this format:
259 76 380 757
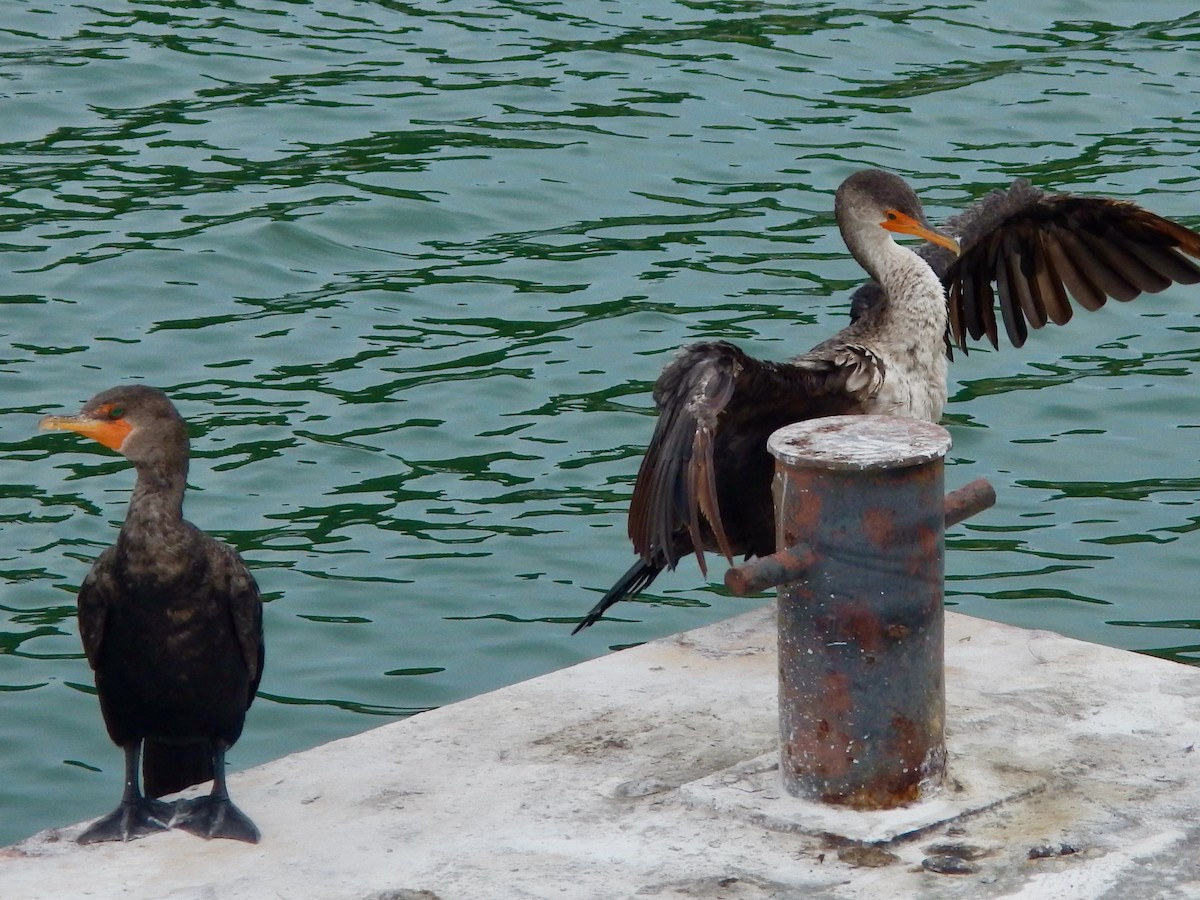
130 460 186 511
122 460 189 547
846 228 946 333
859 235 949 422
845 223 911 288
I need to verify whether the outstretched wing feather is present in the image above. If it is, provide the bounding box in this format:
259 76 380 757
945 192 1200 351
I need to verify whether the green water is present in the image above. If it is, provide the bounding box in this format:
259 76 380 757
2 0 1200 847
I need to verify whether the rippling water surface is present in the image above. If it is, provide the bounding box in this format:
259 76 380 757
2 0 1200 845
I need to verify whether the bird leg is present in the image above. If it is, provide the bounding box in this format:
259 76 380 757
174 743 260 843
77 742 173 844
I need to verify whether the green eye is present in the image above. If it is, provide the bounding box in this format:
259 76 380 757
108 406 125 420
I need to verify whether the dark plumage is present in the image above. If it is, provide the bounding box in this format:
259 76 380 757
575 169 1200 632
41 385 263 843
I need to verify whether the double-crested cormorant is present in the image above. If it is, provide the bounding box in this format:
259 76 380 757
574 168 1200 632
41 385 264 843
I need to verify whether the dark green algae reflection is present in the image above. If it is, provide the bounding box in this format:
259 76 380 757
3 0 1200 846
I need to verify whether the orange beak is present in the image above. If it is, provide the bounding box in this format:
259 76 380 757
39 414 133 451
881 210 960 255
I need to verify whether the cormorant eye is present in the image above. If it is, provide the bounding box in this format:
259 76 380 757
107 406 125 420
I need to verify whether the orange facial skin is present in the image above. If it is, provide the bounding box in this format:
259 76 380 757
39 404 134 451
881 209 961 255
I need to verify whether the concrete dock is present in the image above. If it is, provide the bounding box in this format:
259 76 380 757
4 606 1200 899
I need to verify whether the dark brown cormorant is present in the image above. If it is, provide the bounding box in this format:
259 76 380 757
41 385 264 843
574 168 1200 632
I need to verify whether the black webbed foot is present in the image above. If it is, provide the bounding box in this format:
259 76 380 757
77 797 175 844
174 795 260 843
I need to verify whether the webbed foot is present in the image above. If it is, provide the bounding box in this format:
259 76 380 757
174 795 260 843
77 797 174 844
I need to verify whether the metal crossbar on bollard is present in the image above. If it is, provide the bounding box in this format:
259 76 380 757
724 415 995 810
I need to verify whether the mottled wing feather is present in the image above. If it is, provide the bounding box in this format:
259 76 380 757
210 540 265 699
1044 229 1105 313
947 194 1200 349
628 339 883 573
76 547 118 670
1030 232 1072 327
690 421 727 568
995 233 1027 348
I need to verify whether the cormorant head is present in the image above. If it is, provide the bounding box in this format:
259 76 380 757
40 384 190 469
835 169 960 263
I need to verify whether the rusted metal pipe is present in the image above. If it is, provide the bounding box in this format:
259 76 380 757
944 477 996 529
724 478 996 597
724 544 818 597
763 415 988 810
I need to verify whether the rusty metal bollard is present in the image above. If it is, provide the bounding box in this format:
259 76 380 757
724 415 994 810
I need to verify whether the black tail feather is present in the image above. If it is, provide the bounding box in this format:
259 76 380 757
573 559 664 634
143 740 213 799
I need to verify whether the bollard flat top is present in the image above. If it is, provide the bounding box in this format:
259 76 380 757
768 415 952 471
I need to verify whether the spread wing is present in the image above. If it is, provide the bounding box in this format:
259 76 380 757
944 191 1200 350
627 339 884 574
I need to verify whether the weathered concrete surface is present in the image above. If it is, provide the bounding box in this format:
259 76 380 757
5 608 1200 899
